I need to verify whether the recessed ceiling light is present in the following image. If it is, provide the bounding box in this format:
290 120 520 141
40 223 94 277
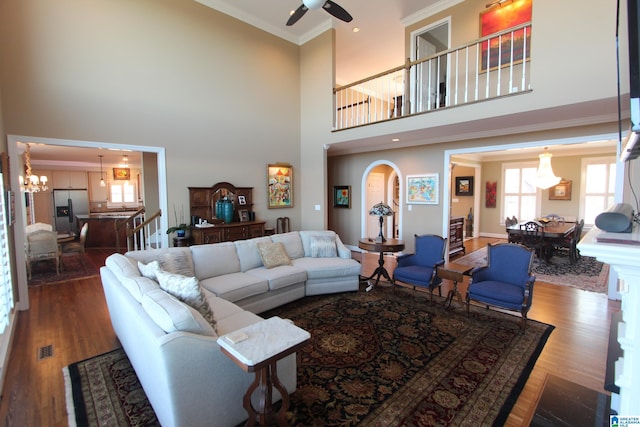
352 27 360 33
392 138 399 142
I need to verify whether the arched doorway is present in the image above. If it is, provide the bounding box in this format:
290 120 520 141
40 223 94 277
361 161 402 240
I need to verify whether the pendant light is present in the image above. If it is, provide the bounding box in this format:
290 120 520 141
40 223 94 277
98 155 106 187
530 147 561 190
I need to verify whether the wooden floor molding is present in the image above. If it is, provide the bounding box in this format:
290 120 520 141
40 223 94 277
0 241 622 426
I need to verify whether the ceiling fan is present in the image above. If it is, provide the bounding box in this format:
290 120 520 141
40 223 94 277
286 0 353 26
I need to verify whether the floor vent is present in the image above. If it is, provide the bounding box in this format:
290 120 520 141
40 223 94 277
37 344 53 361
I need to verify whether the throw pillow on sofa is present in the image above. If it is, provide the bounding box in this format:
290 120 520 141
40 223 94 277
256 242 292 269
138 260 161 280
155 270 217 332
141 288 216 336
309 235 337 258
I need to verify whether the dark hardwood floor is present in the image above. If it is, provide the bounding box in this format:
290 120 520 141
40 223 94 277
0 240 621 426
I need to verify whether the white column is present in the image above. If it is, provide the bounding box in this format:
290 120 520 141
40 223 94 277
578 226 640 415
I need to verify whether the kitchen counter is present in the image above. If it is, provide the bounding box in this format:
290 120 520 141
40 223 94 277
76 214 135 250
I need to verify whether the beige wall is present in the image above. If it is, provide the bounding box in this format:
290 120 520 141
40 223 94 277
0 0 302 232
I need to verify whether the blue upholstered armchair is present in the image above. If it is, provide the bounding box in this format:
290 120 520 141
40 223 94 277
392 234 447 302
465 243 535 329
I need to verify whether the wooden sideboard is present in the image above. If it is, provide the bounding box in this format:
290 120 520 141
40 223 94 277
449 216 465 257
190 221 265 245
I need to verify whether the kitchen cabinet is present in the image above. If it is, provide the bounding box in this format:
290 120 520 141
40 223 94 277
52 171 88 189
88 172 108 202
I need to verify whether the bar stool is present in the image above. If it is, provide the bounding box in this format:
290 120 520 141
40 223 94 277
276 217 290 234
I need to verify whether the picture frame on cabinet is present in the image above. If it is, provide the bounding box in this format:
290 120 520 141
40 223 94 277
238 209 250 222
267 163 293 208
237 195 247 205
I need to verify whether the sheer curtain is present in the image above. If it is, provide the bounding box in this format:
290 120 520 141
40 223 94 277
0 173 14 333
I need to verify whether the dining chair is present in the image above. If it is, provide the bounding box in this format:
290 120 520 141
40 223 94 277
391 234 447 302
550 218 584 263
466 243 536 330
519 221 548 261
276 217 290 234
26 230 60 279
60 222 89 271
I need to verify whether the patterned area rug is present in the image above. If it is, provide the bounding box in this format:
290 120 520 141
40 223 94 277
455 246 609 293
28 253 99 286
64 287 554 426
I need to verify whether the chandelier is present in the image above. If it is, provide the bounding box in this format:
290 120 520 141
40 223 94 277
20 143 48 193
529 147 561 190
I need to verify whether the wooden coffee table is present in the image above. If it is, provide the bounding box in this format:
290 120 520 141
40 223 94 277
437 262 474 309
218 316 310 427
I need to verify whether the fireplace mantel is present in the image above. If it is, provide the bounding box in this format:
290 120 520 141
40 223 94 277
578 225 640 414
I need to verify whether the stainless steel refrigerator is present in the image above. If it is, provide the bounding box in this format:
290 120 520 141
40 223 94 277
53 189 89 235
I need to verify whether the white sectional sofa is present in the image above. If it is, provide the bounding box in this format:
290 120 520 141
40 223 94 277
99 230 360 427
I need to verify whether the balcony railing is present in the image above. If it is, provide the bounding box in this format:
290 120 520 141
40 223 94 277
334 22 532 130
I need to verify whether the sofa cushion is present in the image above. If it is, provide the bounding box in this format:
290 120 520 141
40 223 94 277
155 270 217 332
235 237 272 272
247 265 307 291
120 275 160 302
199 272 268 303
256 242 292 269
216 310 264 336
105 253 140 279
190 242 240 279
270 232 305 259
292 257 362 279
309 235 337 258
205 289 245 321
126 248 195 277
141 288 216 336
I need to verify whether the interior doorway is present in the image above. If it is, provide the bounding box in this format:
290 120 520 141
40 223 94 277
7 134 168 311
361 161 402 240
410 17 450 112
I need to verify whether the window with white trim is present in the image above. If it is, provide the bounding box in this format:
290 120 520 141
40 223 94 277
0 172 14 333
502 162 539 223
108 181 137 207
581 157 616 225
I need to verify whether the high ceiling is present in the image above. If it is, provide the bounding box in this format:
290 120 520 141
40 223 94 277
195 0 443 85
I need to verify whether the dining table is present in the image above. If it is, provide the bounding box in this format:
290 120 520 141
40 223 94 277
506 220 576 239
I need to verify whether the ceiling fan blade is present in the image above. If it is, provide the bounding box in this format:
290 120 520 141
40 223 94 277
286 4 308 26
322 0 353 23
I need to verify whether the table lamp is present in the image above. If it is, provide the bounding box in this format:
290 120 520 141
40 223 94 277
369 202 394 242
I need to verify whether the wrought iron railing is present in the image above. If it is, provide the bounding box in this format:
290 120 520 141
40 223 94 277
334 22 532 130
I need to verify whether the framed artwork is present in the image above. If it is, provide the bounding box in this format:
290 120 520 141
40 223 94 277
480 0 532 71
549 180 572 200
238 209 250 222
113 167 131 180
406 174 439 205
267 163 293 208
333 185 351 208
486 181 497 208
455 176 474 196
237 195 247 205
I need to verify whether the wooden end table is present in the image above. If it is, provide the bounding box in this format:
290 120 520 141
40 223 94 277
358 238 405 292
218 316 310 427
436 262 474 309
